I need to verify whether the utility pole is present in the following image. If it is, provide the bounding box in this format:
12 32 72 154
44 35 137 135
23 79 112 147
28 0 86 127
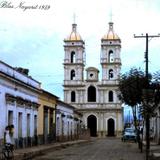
134 33 160 160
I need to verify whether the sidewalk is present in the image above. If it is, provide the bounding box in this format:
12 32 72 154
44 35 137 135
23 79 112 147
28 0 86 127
150 142 160 160
143 141 160 160
14 139 90 160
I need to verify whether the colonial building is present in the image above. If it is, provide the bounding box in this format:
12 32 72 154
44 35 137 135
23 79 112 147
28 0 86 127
38 89 58 144
63 21 123 137
0 61 41 148
56 100 83 141
148 103 160 144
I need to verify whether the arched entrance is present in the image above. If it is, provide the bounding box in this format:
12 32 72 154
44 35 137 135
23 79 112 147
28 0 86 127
107 118 115 136
87 115 97 137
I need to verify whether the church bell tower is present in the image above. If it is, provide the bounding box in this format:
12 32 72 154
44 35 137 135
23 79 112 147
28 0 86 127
63 22 85 103
101 22 121 83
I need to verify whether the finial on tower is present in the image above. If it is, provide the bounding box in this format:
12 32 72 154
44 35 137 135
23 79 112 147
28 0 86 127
65 14 83 41
102 11 120 41
108 9 114 31
72 13 77 32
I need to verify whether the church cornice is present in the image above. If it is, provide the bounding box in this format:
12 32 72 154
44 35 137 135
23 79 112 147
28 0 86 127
64 44 85 48
64 39 85 43
73 103 122 110
101 62 122 65
76 108 122 112
85 79 99 82
63 62 85 66
101 43 121 47
63 84 85 87
63 82 120 88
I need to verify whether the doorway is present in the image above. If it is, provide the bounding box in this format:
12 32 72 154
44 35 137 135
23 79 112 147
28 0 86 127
107 118 115 136
87 115 97 137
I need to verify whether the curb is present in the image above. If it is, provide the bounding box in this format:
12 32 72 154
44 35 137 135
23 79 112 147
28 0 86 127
14 140 90 160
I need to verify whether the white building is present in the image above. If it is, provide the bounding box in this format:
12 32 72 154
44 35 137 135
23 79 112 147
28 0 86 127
149 104 160 144
63 21 123 137
56 100 83 141
0 61 41 148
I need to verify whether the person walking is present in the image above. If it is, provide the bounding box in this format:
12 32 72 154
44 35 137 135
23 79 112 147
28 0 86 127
4 126 11 145
3 126 14 159
9 125 15 150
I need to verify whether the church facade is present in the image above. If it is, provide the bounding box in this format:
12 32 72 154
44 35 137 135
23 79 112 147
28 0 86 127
63 21 123 137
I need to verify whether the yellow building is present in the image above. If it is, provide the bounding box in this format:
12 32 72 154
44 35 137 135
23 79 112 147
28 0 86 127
38 90 58 144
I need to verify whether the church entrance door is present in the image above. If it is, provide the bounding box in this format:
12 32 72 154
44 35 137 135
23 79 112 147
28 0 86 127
87 115 97 137
108 118 115 136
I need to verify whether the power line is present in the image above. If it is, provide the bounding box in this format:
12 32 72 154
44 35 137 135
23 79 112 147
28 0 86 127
45 83 63 86
33 74 63 77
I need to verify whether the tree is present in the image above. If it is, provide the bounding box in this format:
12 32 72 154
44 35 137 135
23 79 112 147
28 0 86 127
119 68 148 129
152 71 160 107
140 71 160 118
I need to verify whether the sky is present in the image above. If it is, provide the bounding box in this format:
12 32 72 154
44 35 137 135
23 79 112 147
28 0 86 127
0 0 160 108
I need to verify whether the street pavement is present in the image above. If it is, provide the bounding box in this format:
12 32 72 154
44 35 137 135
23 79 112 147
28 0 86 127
33 138 145 160
14 140 89 160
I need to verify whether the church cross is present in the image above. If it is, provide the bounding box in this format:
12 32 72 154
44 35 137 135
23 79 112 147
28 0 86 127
109 10 113 22
73 13 76 24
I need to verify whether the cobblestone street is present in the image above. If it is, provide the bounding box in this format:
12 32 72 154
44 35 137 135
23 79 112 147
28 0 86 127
34 138 145 160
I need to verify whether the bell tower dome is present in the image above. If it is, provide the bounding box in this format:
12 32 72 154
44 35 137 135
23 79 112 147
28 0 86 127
65 23 82 41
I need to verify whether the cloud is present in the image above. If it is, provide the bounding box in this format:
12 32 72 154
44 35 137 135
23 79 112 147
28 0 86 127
0 0 160 100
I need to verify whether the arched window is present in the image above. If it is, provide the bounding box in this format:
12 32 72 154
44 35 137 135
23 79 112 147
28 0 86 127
109 69 114 79
71 91 76 102
71 51 75 63
109 91 113 102
70 70 75 80
88 86 96 102
109 50 114 62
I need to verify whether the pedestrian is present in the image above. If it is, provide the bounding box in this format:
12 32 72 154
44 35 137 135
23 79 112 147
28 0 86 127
137 127 140 147
9 124 15 150
4 126 11 145
139 128 143 153
4 125 15 151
